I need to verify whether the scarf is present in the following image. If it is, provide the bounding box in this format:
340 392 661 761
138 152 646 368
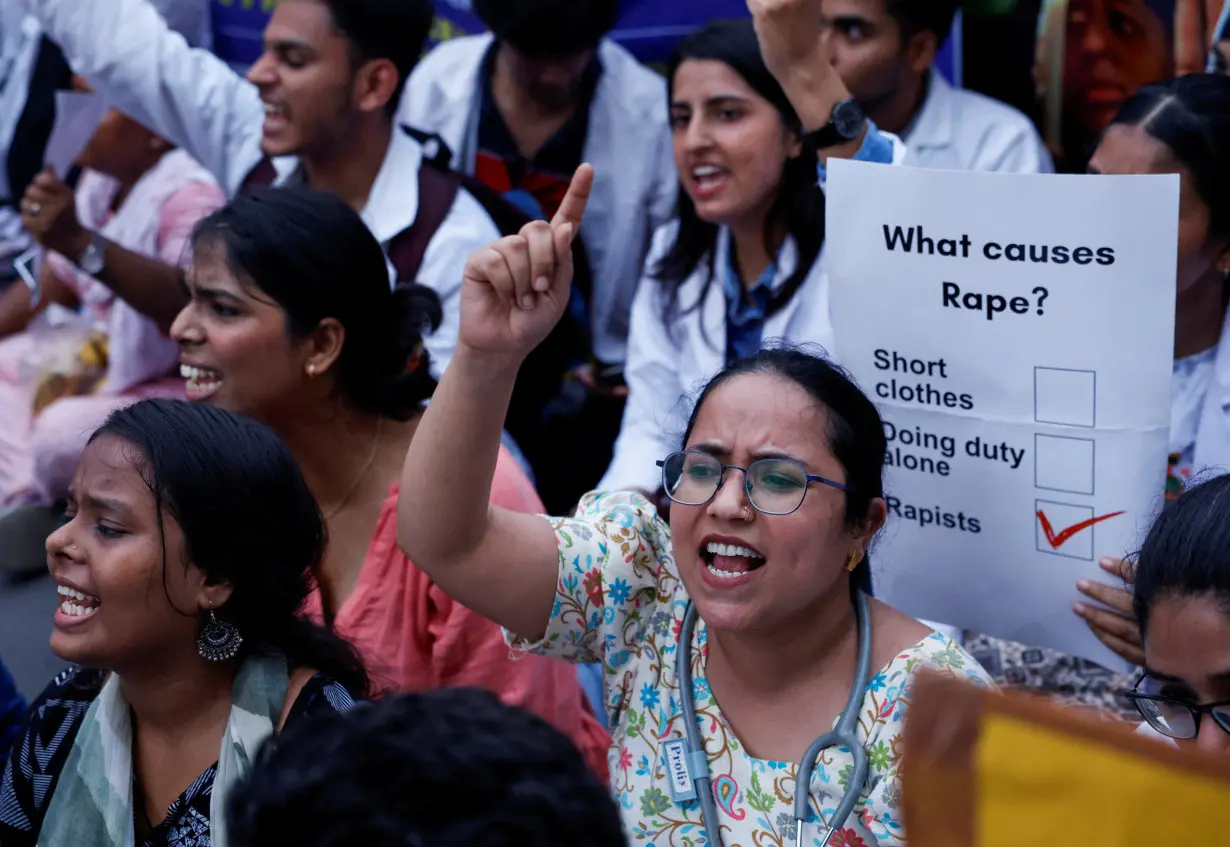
36 653 289 847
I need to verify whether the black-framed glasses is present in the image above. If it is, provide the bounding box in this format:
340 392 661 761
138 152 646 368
1126 676 1230 740
656 450 848 517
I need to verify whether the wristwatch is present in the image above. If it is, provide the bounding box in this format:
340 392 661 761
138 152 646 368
75 230 106 276
804 99 867 149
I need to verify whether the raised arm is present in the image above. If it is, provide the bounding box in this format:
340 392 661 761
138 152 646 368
20 0 265 194
747 0 870 164
397 165 595 640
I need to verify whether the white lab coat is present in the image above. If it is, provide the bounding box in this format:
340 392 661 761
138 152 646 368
1190 304 1230 475
20 0 501 375
598 128 909 494
400 34 677 365
0 11 38 258
598 225 837 494
904 70 1054 174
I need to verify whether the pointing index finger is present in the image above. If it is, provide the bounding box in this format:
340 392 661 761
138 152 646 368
550 164 594 239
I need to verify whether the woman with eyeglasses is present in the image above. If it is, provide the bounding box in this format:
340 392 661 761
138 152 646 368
398 152 991 844
1126 473 1230 754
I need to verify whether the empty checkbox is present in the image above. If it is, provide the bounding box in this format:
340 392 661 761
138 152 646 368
1035 434 1095 495
1035 367 1096 428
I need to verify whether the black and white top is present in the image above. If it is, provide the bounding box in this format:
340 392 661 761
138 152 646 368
0 665 358 847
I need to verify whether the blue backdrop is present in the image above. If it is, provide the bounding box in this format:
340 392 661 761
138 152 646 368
209 0 961 83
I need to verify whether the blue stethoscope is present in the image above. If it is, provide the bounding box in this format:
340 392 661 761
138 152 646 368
672 589 873 847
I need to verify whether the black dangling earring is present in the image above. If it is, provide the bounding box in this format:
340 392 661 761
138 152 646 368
197 608 243 662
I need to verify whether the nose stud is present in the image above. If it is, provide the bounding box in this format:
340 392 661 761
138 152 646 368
741 505 753 522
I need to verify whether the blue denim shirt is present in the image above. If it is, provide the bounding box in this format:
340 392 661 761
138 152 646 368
815 120 896 189
723 249 777 365
721 122 894 365
0 656 26 758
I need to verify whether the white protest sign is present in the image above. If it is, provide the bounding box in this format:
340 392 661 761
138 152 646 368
825 160 1178 670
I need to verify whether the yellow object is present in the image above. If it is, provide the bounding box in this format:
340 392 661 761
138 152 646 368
977 712 1230 845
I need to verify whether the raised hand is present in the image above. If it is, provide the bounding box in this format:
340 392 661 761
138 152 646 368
746 0 828 88
458 164 594 362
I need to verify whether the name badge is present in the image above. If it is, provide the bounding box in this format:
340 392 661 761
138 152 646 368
663 738 697 802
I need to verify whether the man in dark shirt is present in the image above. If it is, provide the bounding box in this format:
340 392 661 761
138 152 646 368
470 0 613 222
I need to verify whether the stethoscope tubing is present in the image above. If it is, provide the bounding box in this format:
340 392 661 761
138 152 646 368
678 590 874 847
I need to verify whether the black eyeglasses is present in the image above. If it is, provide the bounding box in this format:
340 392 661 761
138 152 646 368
1126 676 1230 740
656 450 848 517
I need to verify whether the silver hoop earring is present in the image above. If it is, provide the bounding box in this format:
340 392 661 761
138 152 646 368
198 608 243 662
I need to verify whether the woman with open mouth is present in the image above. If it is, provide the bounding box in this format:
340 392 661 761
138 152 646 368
168 185 611 778
398 155 991 847
0 398 369 846
597 17 903 509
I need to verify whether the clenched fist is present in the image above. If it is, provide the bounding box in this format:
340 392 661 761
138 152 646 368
746 0 828 87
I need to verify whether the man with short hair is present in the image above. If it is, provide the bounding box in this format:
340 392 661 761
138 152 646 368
401 0 675 379
821 0 1053 172
18 0 502 373
400 0 675 511
227 688 626 847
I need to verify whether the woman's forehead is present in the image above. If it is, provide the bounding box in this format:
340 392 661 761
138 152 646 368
690 374 830 456
74 437 149 504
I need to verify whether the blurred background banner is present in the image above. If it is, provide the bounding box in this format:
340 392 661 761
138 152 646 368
208 0 963 81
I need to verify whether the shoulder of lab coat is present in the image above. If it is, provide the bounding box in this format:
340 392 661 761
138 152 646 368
903 69 1054 174
600 223 836 493
399 33 490 154
363 128 501 378
1191 304 1230 473
21 0 265 196
599 221 691 494
402 34 675 364
586 38 675 363
417 182 502 377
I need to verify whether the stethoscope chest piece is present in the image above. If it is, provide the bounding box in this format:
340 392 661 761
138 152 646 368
672 591 874 847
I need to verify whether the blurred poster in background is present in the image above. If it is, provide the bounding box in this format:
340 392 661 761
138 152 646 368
209 0 961 80
962 0 1226 172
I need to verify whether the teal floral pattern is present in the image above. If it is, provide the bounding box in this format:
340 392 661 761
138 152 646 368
508 492 993 846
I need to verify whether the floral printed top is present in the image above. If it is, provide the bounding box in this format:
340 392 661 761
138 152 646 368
508 492 993 846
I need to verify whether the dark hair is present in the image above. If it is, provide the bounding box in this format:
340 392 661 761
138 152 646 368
1110 74 1230 246
682 346 886 594
887 0 960 42
192 186 441 421
657 19 825 341
227 688 624 847
90 399 370 696
320 0 435 114
1133 474 1230 639
473 0 618 57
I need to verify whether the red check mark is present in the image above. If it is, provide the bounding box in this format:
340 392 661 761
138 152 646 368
1036 509 1125 549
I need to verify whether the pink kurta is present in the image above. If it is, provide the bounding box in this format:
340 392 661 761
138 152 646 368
302 447 612 779
0 151 223 506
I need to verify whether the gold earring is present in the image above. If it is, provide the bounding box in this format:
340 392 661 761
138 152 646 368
846 551 862 572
